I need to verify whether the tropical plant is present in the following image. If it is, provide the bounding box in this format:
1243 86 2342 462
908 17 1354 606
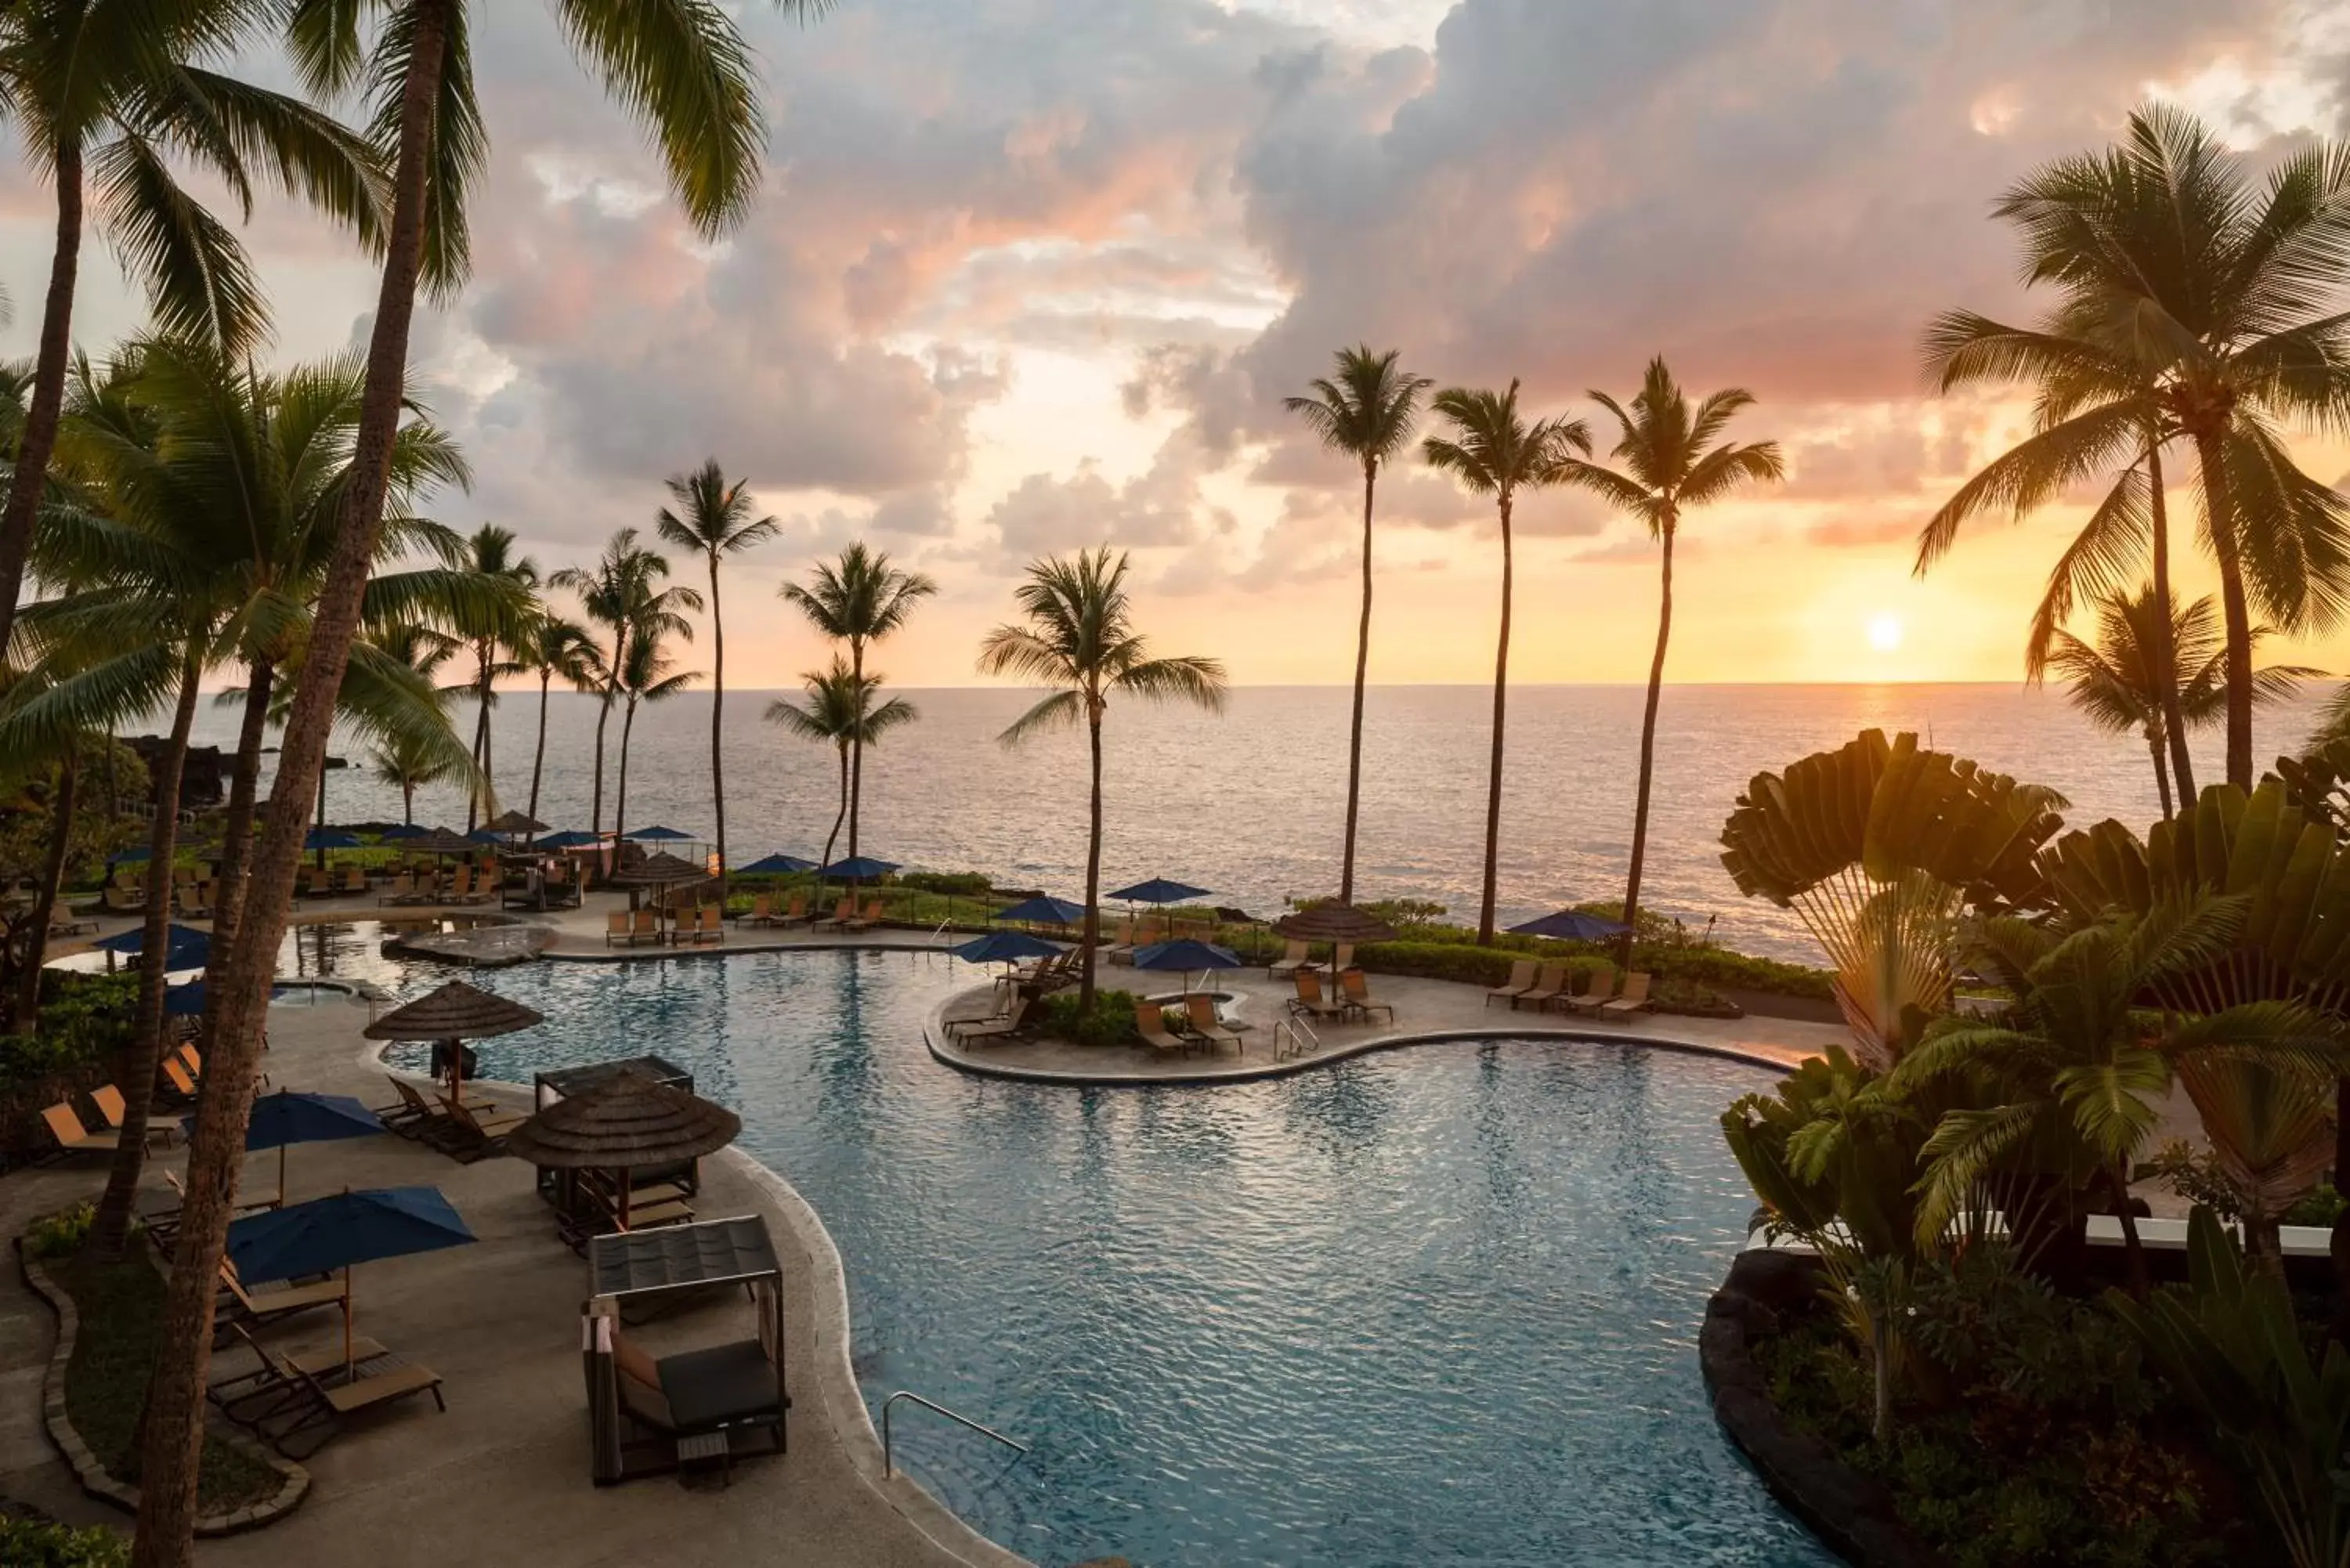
783 543 935 869
1719 730 2067 1066
1283 345 1430 904
657 457 776 885
367 623 461 823
609 607 696 846
0 0 388 661
2175 1057 2337 1273
1554 358 1782 962
2049 585 2314 818
765 657 916 878
2109 1207 2350 1568
1421 380 1590 945
447 523 537 830
518 614 598 833
549 529 699 845
978 547 1227 1009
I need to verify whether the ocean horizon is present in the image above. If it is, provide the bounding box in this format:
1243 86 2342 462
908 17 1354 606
175 681 2341 967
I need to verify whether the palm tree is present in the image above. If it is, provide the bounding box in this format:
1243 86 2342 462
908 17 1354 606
765 657 916 878
367 623 461 822
519 614 598 833
657 458 777 885
1283 346 1429 905
2049 585 2316 818
0 0 388 660
978 547 1227 1010
611 613 696 845
549 529 699 848
1422 381 1590 945
1556 359 1782 963
1925 106 2350 790
450 523 537 831
783 543 935 867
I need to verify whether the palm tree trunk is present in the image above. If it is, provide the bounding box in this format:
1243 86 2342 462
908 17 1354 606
616 699 637 845
2110 1161 2149 1299
819 745 848 888
133 7 450 1561
2147 444 2196 802
0 138 84 659
848 638 865 863
589 625 625 858
92 645 201 1259
1477 494 1513 945
16 745 76 1028
528 671 552 829
199 658 275 1051
1621 515 1675 966
1341 457 1376 905
708 554 726 887
2193 428 2254 789
402 781 414 826
2149 730 2174 820
1081 703 1104 1010
466 659 491 832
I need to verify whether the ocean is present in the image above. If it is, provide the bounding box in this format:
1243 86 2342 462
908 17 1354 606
181 682 2337 966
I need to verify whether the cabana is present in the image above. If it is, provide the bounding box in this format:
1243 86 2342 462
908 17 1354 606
584 1216 789 1483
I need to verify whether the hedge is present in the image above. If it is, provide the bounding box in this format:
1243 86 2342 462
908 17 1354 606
0 1516 129 1568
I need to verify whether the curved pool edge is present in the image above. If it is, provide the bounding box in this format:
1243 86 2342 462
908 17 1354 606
352 1032 1036 1568
923 988 1813 1086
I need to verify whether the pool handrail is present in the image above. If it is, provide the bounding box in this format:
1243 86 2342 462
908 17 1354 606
880 1389 1028 1478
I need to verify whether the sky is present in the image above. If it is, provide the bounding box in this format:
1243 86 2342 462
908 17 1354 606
3 0 2349 688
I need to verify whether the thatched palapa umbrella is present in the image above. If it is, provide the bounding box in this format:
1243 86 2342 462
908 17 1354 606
1274 901 1399 947
363 979 545 1100
482 807 550 840
398 826 479 857
504 1072 740 1227
607 850 703 912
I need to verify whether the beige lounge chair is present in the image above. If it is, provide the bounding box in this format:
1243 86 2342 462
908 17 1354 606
1289 970 1349 1021
605 910 631 946
813 897 855 931
161 1057 200 1100
214 1260 346 1340
378 873 414 905
1561 962 1618 1013
777 892 811 927
631 908 660 946
338 866 367 894
1269 940 1311 979
953 995 1031 1046
840 898 884 934
42 1101 119 1154
1598 971 1654 1017
1340 968 1394 1024
743 894 775 927
1484 959 1538 1007
1512 962 1569 1011
102 883 144 913
89 1085 174 1148
1184 994 1243 1054
694 905 725 944
1135 1001 1197 1056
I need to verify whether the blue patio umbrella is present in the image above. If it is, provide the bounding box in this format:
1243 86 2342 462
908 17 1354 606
953 930 1064 966
94 923 210 968
1108 878 1210 906
992 894 1087 927
1507 909 1630 943
738 853 819 876
624 825 693 842
536 829 600 850
304 828 361 851
1132 938 1246 995
822 856 898 882
186 1088 384 1203
380 823 428 840
465 829 504 844
109 846 153 863
226 1187 475 1373
162 979 287 1016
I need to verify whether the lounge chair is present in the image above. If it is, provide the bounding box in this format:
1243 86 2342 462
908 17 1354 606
101 883 143 913
605 910 631 946
1134 1001 1199 1057
952 996 1032 1046
1598 971 1654 1017
1184 994 1244 1054
695 905 725 945
631 908 660 946
1512 962 1569 1012
378 873 415 905
776 892 811 927
371 1075 435 1136
178 882 213 917
740 894 775 927
608 1321 786 1465
213 1260 348 1344
1289 970 1349 1022
212 1324 443 1459
89 1085 174 1149
41 1101 121 1154
1268 940 1311 980
839 898 884 934
812 897 855 931
160 1057 201 1101
1484 959 1538 1008
1340 969 1394 1024
440 1093 524 1160
338 866 367 895
1560 962 1618 1014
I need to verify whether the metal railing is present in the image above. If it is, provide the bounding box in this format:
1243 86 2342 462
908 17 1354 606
881 1390 1028 1478
1272 1013 1318 1061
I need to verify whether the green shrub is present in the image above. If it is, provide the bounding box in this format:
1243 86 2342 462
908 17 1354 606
1036 988 1144 1048
902 870 992 897
0 1031 85 1091
0 1516 130 1568
26 1202 96 1259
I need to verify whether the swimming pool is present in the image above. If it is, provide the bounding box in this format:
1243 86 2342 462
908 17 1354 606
385 948 1835 1568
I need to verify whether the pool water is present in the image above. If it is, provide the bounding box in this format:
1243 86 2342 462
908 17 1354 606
382 949 1835 1568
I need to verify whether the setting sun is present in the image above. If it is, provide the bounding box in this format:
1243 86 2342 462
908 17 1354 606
1867 613 1904 652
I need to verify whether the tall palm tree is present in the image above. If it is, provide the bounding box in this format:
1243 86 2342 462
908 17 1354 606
2050 585 2316 818
519 614 598 833
449 522 537 831
1556 358 1782 963
1925 106 2350 790
765 656 916 878
1283 346 1429 905
367 623 461 822
549 529 698 847
978 547 1227 1010
657 457 776 884
783 543 935 867
611 613 696 845
0 0 388 659
1422 381 1590 945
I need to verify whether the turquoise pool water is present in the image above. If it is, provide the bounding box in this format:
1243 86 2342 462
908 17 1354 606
385 949 1835 1568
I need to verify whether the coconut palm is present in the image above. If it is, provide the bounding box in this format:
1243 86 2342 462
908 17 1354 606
550 529 700 845
1283 346 1430 905
519 614 599 833
448 523 537 831
1421 381 1590 945
978 547 1227 1010
765 657 916 880
1923 106 2350 791
783 544 935 866
657 458 777 885
1555 358 1782 963
367 623 461 822
0 0 389 661
610 613 696 846
2049 585 2315 818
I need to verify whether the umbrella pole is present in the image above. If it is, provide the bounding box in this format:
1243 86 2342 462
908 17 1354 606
278 1142 287 1208
619 1167 631 1230
343 1265 355 1377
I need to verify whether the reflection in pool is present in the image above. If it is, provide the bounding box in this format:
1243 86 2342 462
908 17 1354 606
384 948 1831 1568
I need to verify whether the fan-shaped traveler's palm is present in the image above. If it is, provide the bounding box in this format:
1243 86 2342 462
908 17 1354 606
766 658 916 879
1423 381 1589 945
660 458 777 882
783 542 934 865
